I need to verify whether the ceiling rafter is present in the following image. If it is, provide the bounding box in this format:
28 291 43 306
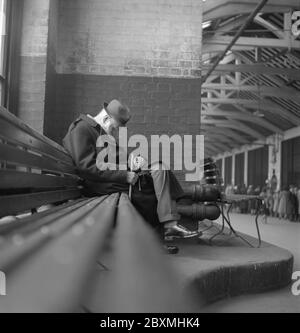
201 119 265 139
202 132 250 148
203 0 300 22
202 109 284 133
202 63 300 79
201 2 300 157
202 83 300 103
201 125 252 143
204 142 223 155
205 140 231 152
202 97 300 125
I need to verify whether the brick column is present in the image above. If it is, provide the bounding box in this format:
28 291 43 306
18 0 51 132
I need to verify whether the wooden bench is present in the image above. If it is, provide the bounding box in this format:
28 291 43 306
0 107 197 312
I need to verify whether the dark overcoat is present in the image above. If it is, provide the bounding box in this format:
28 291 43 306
62 114 160 227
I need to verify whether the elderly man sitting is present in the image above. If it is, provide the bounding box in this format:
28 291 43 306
63 100 199 253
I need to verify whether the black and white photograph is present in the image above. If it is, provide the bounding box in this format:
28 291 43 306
0 0 299 318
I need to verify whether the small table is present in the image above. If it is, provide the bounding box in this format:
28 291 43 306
207 194 263 248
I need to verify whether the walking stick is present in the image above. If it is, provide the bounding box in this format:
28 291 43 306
129 154 134 201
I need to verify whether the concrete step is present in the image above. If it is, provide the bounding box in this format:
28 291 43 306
170 222 293 305
82 221 293 312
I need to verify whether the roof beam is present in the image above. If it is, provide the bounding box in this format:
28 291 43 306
203 44 254 55
201 97 300 125
201 125 252 143
235 50 300 86
202 63 300 80
202 110 283 133
205 141 231 152
254 14 285 39
202 83 300 102
203 133 233 142
204 36 300 51
201 0 269 84
201 119 265 139
204 0 300 22
204 142 223 154
203 133 245 148
205 147 218 157
212 15 249 36
206 14 285 40
203 133 249 146
234 51 300 121
201 97 276 108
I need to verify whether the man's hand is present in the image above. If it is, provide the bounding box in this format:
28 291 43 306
126 171 138 185
132 155 147 171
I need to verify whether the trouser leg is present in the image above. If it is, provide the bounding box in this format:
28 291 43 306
150 168 181 223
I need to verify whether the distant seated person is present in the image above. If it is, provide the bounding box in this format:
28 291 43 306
63 99 198 253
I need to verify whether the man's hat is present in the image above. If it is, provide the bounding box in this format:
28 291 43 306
104 99 131 125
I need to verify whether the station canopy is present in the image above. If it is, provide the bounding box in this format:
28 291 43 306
201 0 300 157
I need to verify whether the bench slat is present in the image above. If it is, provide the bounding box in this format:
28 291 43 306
0 197 90 235
0 197 106 273
0 106 73 165
0 143 77 175
0 194 119 313
83 193 196 313
0 189 82 218
0 170 79 190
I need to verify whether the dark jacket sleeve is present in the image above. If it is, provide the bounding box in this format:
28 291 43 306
65 122 128 184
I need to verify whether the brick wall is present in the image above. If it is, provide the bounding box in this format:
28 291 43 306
56 0 202 78
47 0 58 68
18 0 51 132
50 75 200 181
43 0 203 181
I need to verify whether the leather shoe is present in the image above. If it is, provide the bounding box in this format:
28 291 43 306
165 224 200 240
